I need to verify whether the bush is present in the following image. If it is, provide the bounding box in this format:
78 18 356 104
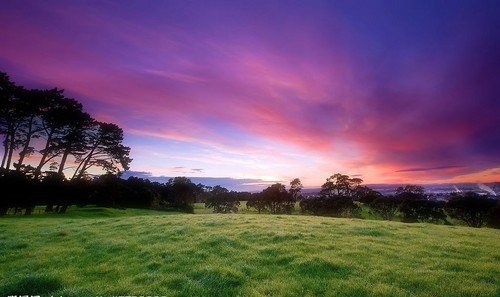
369 196 400 220
246 184 295 214
299 195 360 218
205 186 240 213
487 203 500 229
446 192 497 228
399 199 447 223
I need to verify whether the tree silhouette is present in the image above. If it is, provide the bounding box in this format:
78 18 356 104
72 122 131 179
56 111 94 177
395 185 447 223
446 192 497 227
34 93 85 179
205 185 240 213
262 183 295 214
164 177 200 212
352 185 382 204
301 173 361 217
0 74 26 170
369 196 400 220
320 173 363 197
246 192 267 214
289 178 303 201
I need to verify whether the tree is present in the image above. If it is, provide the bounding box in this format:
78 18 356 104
487 203 500 229
245 184 296 214
205 185 240 213
394 184 448 223
55 111 94 177
395 185 425 200
289 178 304 201
39 172 66 212
34 94 85 180
120 176 161 209
0 76 27 170
0 169 35 215
446 192 497 228
12 89 47 171
72 122 131 179
369 196 400 220
320 173 363 197
352 185 382 204
163 177 199 212
303 173 362 217
90 173 123 209
0 70 136 214
398 199 447 223
262 183 295 214
246 193 267 214
299 195 360 217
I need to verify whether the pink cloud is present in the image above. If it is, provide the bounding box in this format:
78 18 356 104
2 1 499 186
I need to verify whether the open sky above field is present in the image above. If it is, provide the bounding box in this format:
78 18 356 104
1 0 499 190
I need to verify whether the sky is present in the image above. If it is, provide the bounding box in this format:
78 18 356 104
1 0 500 191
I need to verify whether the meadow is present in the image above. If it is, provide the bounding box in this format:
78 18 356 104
0 207 499 297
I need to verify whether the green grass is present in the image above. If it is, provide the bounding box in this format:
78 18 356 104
5 206 179 218
1 207 499 297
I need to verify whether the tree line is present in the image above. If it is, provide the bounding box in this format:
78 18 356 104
203 173 498 229
0 71 131 180
243 174 499 228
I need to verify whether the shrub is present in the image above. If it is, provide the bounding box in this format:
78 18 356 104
446 192 497 228
369 196 400 220
299 195 360 218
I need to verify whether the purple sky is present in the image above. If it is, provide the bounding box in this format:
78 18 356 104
1 0 499 190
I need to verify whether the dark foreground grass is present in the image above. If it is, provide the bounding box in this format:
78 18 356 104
0 208 499 297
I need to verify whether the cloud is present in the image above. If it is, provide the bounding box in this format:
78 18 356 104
121 171 269 191
396 166 465 173
1 1 499 186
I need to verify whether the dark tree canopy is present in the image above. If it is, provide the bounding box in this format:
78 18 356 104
394 184 447 223
289 178 304 201
395 185 426 200
205 185 240 213
262 183 295 214
369 196 400 221
0 71 131 180
300 173 363 218
320 173 363 197
246 181 297 214
446 192 497 228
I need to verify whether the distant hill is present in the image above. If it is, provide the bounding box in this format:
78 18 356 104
302 182 500 197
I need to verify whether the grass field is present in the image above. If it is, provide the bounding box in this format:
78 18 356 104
1 207 499 297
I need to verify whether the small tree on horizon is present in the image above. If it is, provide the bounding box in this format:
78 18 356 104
289 178 304 201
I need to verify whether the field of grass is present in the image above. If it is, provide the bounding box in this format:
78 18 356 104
1 207 499 297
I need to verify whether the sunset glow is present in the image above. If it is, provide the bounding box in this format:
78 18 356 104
1 0 499 190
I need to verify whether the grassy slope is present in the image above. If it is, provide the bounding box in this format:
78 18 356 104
0 208 499 297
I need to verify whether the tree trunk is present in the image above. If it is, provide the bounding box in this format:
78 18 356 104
5 133 16 170
1 134 9 168
34 131 54 180
73 145 97 180
58 147 71 176
16 116 36 171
